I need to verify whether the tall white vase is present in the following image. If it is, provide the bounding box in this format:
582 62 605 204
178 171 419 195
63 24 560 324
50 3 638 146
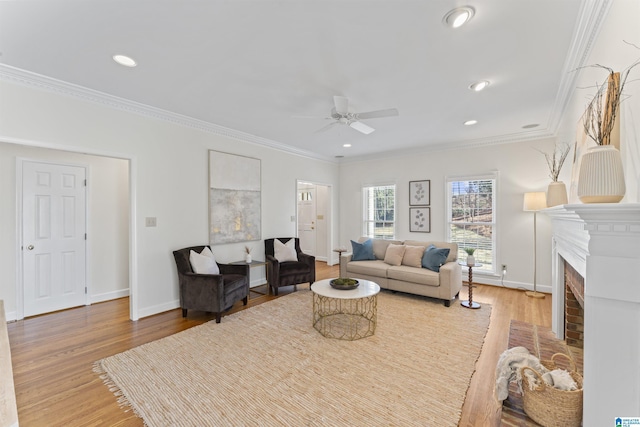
546 181 568 207
577 145 625 203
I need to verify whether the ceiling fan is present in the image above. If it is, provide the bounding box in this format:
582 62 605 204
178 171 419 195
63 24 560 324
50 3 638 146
303 96 399 135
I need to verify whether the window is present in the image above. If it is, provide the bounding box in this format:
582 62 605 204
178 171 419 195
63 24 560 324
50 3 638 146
363 184 395 239
446 174 497 273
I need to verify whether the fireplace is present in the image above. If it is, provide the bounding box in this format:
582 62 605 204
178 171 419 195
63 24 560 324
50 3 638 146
563 259 584 349
545 204 640 427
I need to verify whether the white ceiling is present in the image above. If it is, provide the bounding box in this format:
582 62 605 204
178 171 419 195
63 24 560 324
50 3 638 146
0 0 593 161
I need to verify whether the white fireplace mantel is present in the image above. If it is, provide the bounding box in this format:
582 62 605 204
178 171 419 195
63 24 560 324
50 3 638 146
544 203 640 426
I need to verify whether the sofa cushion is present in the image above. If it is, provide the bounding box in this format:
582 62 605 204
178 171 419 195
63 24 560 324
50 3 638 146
422 244 450 272
384 244 406 266
402 245 425 268
387 265 440 287
404 240 458 263
346 260 390 277
351 239 376 261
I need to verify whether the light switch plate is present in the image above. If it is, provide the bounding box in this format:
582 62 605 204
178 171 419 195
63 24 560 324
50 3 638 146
145 217 157 227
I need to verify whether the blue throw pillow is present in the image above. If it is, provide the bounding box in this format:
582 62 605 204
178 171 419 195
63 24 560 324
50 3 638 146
422 244 450 272
351 239 376 261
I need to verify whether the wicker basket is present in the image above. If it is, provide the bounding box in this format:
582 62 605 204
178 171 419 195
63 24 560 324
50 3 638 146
520 353 583 427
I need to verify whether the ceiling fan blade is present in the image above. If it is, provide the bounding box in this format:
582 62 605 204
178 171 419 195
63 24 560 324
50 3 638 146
350 121 375 135
333 96 349 115
314 122 339 133
355 108 399 120
292 115 332 120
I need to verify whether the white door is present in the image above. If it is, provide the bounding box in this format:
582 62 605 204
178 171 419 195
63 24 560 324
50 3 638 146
297 187 316 255
22 161 87 317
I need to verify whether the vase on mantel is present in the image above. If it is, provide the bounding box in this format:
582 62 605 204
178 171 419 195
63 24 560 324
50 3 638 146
577 145 626 203
245 254 252 263
546 181 568 207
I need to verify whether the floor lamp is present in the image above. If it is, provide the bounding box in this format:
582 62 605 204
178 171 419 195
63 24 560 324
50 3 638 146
523 192 547 298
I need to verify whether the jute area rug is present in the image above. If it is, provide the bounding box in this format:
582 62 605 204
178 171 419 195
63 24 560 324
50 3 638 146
95 289 491 426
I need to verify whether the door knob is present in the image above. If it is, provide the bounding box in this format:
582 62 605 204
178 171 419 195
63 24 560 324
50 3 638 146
27 245 34 250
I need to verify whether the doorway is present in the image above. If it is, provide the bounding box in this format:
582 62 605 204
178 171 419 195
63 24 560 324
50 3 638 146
10 142 133 320
21 160 88 317
296 181 332 263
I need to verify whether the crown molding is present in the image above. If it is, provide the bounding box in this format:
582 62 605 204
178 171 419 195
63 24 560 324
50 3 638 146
0 64 336 164
340 127 556 164
547 0 612 133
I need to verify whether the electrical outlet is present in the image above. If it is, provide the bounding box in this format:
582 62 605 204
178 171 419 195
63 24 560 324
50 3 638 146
501 264 507 275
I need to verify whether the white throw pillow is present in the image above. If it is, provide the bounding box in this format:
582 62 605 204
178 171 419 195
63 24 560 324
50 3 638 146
189 247 220 274
274 239 298 262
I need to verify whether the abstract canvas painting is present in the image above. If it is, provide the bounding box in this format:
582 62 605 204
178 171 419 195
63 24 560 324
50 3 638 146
209 151 261 244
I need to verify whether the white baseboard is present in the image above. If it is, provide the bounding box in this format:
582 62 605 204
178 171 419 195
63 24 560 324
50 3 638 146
471 275 552 294
90 288 130 304
137 300 180 319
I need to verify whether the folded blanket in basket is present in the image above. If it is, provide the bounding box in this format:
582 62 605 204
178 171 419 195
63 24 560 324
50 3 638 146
495 347 578 401
495 346 546 401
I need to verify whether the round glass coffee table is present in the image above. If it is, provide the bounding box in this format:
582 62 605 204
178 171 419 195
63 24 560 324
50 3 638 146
311 278 380 341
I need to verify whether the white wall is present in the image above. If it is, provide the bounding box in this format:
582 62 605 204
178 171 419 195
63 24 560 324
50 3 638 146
0 142 130 319
556 0 640 203
339 138 559 292
0 80 339 319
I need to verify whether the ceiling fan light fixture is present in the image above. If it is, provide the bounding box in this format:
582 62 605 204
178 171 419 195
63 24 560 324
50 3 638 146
350 121 375 135
469 80 490 92
464 119 478 126
443 6 475 29
113 54 137 67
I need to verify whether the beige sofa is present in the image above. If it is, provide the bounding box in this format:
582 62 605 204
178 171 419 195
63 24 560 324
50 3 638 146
339 237 462 307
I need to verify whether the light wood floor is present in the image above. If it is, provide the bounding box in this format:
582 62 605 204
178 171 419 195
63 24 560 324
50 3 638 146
7 262 551 426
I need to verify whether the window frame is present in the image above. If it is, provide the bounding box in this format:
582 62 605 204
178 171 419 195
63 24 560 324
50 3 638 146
445 172 499 275
362 183 396 240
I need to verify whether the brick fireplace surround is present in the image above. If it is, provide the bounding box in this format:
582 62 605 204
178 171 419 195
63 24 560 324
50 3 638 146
564 261 584 348
545 204 640 426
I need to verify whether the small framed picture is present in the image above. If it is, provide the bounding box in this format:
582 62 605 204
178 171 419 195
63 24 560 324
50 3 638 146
409 207 431 233
409 180 430 206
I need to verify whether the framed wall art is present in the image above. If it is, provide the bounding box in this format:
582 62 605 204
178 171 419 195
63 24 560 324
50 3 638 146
209 150 261 244
409 180 430 206
409 207 431 233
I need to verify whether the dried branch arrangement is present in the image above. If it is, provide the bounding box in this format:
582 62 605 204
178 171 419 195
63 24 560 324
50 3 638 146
582 59 639 145
538 143 571 182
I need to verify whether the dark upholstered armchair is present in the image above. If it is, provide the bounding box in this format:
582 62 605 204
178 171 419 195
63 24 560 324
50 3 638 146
173 245 250 323
264 238 315 295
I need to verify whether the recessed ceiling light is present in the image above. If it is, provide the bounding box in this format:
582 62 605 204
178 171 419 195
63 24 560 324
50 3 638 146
522 123 540 129
113 54 137 67
464 120 478 126
443 6 475 29
469 80 490 92
343 144 352 148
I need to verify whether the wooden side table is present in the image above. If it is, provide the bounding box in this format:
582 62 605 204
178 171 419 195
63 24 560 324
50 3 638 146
333 248 347 275
459 262 482 309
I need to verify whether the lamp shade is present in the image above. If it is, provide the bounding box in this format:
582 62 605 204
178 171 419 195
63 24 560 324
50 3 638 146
523 192 547 211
